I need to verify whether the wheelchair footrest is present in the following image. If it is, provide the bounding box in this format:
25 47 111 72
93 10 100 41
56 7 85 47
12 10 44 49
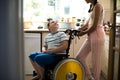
45 70 53 80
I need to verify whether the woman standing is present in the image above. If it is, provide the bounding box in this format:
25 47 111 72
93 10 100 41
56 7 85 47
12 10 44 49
76 0 106 80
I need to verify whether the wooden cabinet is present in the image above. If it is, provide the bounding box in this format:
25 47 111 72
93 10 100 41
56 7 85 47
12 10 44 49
24 33 41 74
41 32 49 47
68 35 87 58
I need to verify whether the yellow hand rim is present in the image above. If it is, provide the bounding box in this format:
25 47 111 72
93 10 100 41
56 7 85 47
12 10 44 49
54 59 85 80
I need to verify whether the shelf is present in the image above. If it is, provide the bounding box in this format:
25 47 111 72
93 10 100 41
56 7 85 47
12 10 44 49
114 9 120 13
113 47 120 52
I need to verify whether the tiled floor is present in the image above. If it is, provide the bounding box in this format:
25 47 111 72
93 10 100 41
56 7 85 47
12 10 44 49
25 74 32 80
25 74 106 80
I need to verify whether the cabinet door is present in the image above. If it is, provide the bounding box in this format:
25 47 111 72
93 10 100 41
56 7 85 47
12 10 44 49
42 32 49 47
68 35 87 58
73 35 87 57
24 33 40 74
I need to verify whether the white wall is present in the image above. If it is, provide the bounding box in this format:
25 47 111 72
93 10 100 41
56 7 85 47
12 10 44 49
99 0 111 23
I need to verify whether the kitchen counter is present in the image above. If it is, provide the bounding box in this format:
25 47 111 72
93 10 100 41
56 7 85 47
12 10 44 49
24 29 49 32
24 29 67 33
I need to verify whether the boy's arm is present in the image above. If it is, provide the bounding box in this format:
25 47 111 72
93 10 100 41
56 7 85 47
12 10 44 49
42 45 47 53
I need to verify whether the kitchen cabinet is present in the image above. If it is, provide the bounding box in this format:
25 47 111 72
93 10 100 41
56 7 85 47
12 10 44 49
24 33 41 74
68 35 87 58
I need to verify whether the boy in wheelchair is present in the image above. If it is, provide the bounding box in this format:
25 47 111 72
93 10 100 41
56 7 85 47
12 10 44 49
29 18 69 80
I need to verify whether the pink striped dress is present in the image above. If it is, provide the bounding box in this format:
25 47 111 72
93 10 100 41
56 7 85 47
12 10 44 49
76 3 106 80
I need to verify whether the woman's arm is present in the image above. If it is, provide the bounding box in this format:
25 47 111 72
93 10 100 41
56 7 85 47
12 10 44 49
79 3 102 36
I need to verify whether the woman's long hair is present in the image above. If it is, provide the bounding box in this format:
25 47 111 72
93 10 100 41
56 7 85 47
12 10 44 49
88 0 98 13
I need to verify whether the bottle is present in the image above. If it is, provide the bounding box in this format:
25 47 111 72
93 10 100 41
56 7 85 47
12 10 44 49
72 17 76 22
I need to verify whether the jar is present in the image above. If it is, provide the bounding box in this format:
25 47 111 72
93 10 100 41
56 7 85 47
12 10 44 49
72 17 76 22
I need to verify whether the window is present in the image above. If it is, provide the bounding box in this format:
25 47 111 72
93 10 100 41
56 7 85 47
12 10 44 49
23 0 90 22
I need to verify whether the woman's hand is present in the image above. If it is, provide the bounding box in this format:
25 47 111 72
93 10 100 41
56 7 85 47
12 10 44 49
78 28 87 36
78 31 86 36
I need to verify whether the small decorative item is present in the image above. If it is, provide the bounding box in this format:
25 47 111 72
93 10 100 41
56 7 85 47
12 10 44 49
72 17 76 22
61 17 64 22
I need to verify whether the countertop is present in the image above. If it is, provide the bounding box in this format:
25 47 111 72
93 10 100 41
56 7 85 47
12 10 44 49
24 29 67 33
24 29 112 36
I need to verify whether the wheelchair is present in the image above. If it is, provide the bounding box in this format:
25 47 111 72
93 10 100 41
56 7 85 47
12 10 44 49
33 29 86 80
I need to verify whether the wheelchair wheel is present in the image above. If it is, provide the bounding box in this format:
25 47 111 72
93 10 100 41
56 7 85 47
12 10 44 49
53 58 85 80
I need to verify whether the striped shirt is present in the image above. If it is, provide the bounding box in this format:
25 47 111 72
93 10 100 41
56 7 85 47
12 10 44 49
44 31 68 54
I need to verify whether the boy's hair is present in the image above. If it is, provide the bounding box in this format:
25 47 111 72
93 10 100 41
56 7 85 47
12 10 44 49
47 18 53 27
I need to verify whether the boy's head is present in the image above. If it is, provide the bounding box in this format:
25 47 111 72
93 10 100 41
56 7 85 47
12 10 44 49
47 18 59 33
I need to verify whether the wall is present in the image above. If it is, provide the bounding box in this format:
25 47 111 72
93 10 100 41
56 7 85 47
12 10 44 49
99 0 111 23
0 0 24 80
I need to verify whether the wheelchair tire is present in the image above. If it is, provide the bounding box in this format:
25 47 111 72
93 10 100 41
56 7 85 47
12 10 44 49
53 58 85 80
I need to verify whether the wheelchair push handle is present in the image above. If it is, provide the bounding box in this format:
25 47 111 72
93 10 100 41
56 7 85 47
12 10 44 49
65 29 80 39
